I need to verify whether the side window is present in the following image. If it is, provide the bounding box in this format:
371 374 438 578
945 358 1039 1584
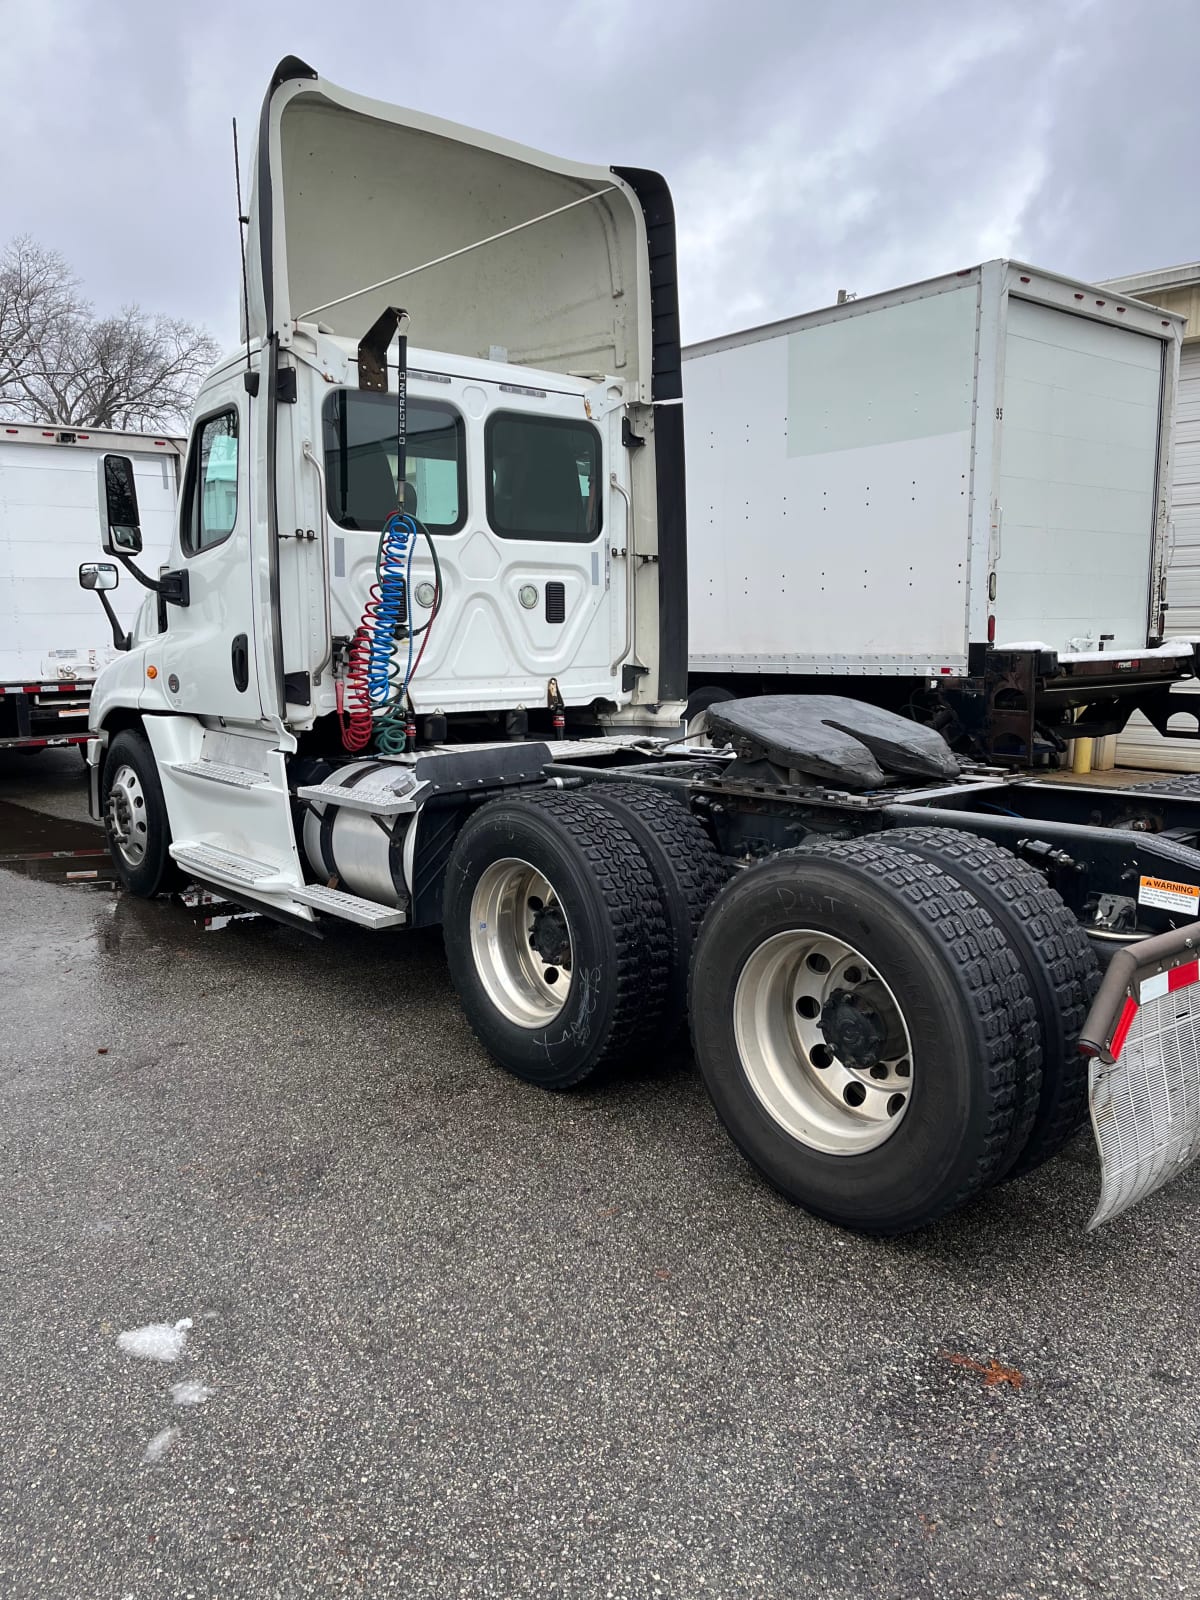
183 410 239 556
322 392 466 533
486 413 602 542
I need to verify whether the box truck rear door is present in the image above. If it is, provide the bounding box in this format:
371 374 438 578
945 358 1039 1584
994 297 1163 654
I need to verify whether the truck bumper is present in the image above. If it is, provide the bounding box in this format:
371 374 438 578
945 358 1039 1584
1081 922 1200 1228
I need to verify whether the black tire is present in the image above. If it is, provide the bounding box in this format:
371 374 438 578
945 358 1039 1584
689 841 1033 1233
882 826 1101 1176
442 789 670 1089
101 728 183 897
583 782 727 1040
685 683 734 727
827 834 1040 1178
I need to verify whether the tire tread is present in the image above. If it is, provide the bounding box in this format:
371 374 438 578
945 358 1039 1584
788 838 1036 1215
882 826 1100 1175
452 788 671 1085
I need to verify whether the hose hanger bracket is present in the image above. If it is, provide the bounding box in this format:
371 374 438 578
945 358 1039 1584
358 306 409 395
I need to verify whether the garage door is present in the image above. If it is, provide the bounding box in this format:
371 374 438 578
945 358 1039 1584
1118 340 1200 771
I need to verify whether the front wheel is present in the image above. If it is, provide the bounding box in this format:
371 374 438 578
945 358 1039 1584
101 728 182 897
689 842 1032 1233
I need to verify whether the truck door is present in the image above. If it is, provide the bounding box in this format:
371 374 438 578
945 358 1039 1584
157 374 262 722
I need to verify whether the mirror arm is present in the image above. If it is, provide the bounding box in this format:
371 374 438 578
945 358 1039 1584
115 552 162 592
96 589 131 652
116 553 189 608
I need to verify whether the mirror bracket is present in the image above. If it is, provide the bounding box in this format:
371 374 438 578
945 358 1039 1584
78 563 131 652
116 553 189 609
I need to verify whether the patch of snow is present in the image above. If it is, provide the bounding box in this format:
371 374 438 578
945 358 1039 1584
117 1317 193 1363
141 1426 180 1465
169 1379 214 1407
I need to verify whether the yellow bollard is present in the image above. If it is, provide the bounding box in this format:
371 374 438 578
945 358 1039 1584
1072 735 1094 776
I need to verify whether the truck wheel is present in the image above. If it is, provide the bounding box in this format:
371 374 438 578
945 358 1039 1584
583 782 727 1040
883 826 1100 1176
101 729 182 897
688 842 1029 1233
442 789 670 1089
825 831 1040 1178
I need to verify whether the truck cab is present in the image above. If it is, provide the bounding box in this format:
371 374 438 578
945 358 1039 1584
85 56 685 920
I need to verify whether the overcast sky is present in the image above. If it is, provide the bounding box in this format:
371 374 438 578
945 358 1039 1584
3 0 1196 352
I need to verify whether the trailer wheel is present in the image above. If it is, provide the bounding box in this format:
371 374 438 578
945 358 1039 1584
443 789 670 1089
883 826 1100 1176
583 783 727 1040
689 842 1029 1233
101 729 183 897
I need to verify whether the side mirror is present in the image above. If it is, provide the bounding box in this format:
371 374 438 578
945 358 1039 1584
98 454 144 556
79 561 119 592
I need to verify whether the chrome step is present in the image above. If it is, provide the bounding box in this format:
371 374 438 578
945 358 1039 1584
290 883 407 928
170 842 287 888
169 760 270 790
296 777 428 816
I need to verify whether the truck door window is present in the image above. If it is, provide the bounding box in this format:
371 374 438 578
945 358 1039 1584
182 409 239 556
486 413 602 542
322 392 466 533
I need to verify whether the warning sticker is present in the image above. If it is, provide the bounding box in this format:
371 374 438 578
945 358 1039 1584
1138 875 1200 915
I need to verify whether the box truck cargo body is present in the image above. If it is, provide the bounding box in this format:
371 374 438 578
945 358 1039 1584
0 424 182 749
684 263 1192 760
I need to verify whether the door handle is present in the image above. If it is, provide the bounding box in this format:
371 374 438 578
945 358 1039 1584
231 633 249 693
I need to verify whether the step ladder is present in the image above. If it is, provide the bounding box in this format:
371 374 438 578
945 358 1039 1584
167 760 272 790
289 883 406 928
295 776 428 816
170 842 406 930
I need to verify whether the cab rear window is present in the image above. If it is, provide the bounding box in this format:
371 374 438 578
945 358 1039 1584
486 413 602 542
323 391 466 532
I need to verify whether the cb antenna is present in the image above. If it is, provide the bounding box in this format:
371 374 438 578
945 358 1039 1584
232 117 258 395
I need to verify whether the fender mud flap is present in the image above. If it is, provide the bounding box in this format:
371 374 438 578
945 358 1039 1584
1081 922 1200 1228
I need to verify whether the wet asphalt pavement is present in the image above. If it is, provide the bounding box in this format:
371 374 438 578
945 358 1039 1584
2 751 1200 1599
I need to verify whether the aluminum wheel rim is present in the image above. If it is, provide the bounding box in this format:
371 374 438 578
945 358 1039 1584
470 858 573 1029
106 762 149 868
733 929 913 1155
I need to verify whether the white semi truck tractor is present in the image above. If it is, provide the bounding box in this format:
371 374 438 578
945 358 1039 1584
80 58 1200 1235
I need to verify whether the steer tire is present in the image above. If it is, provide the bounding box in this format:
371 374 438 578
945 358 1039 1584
101 728 183 897
583 782 727 1041
442 789 670 1089
689 840 1033 1233
881 826 1101 1177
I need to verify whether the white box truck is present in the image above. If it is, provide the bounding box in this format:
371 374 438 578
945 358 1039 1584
0 423 182 751
74 57 1200 1236
684 264 1194 763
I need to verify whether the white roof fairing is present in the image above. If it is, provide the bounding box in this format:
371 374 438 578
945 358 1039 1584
245 59 655 402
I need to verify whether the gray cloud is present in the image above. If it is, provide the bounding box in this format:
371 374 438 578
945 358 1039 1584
1 0 1195 355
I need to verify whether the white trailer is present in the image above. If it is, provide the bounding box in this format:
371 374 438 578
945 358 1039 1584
684 264 1193 762
0 424 182 750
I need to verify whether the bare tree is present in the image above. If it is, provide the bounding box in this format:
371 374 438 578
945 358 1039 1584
0 236 81 394
0 236 220 432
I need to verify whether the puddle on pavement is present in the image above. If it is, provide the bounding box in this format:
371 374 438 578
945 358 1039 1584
0 799 115 884
0 802 261 933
